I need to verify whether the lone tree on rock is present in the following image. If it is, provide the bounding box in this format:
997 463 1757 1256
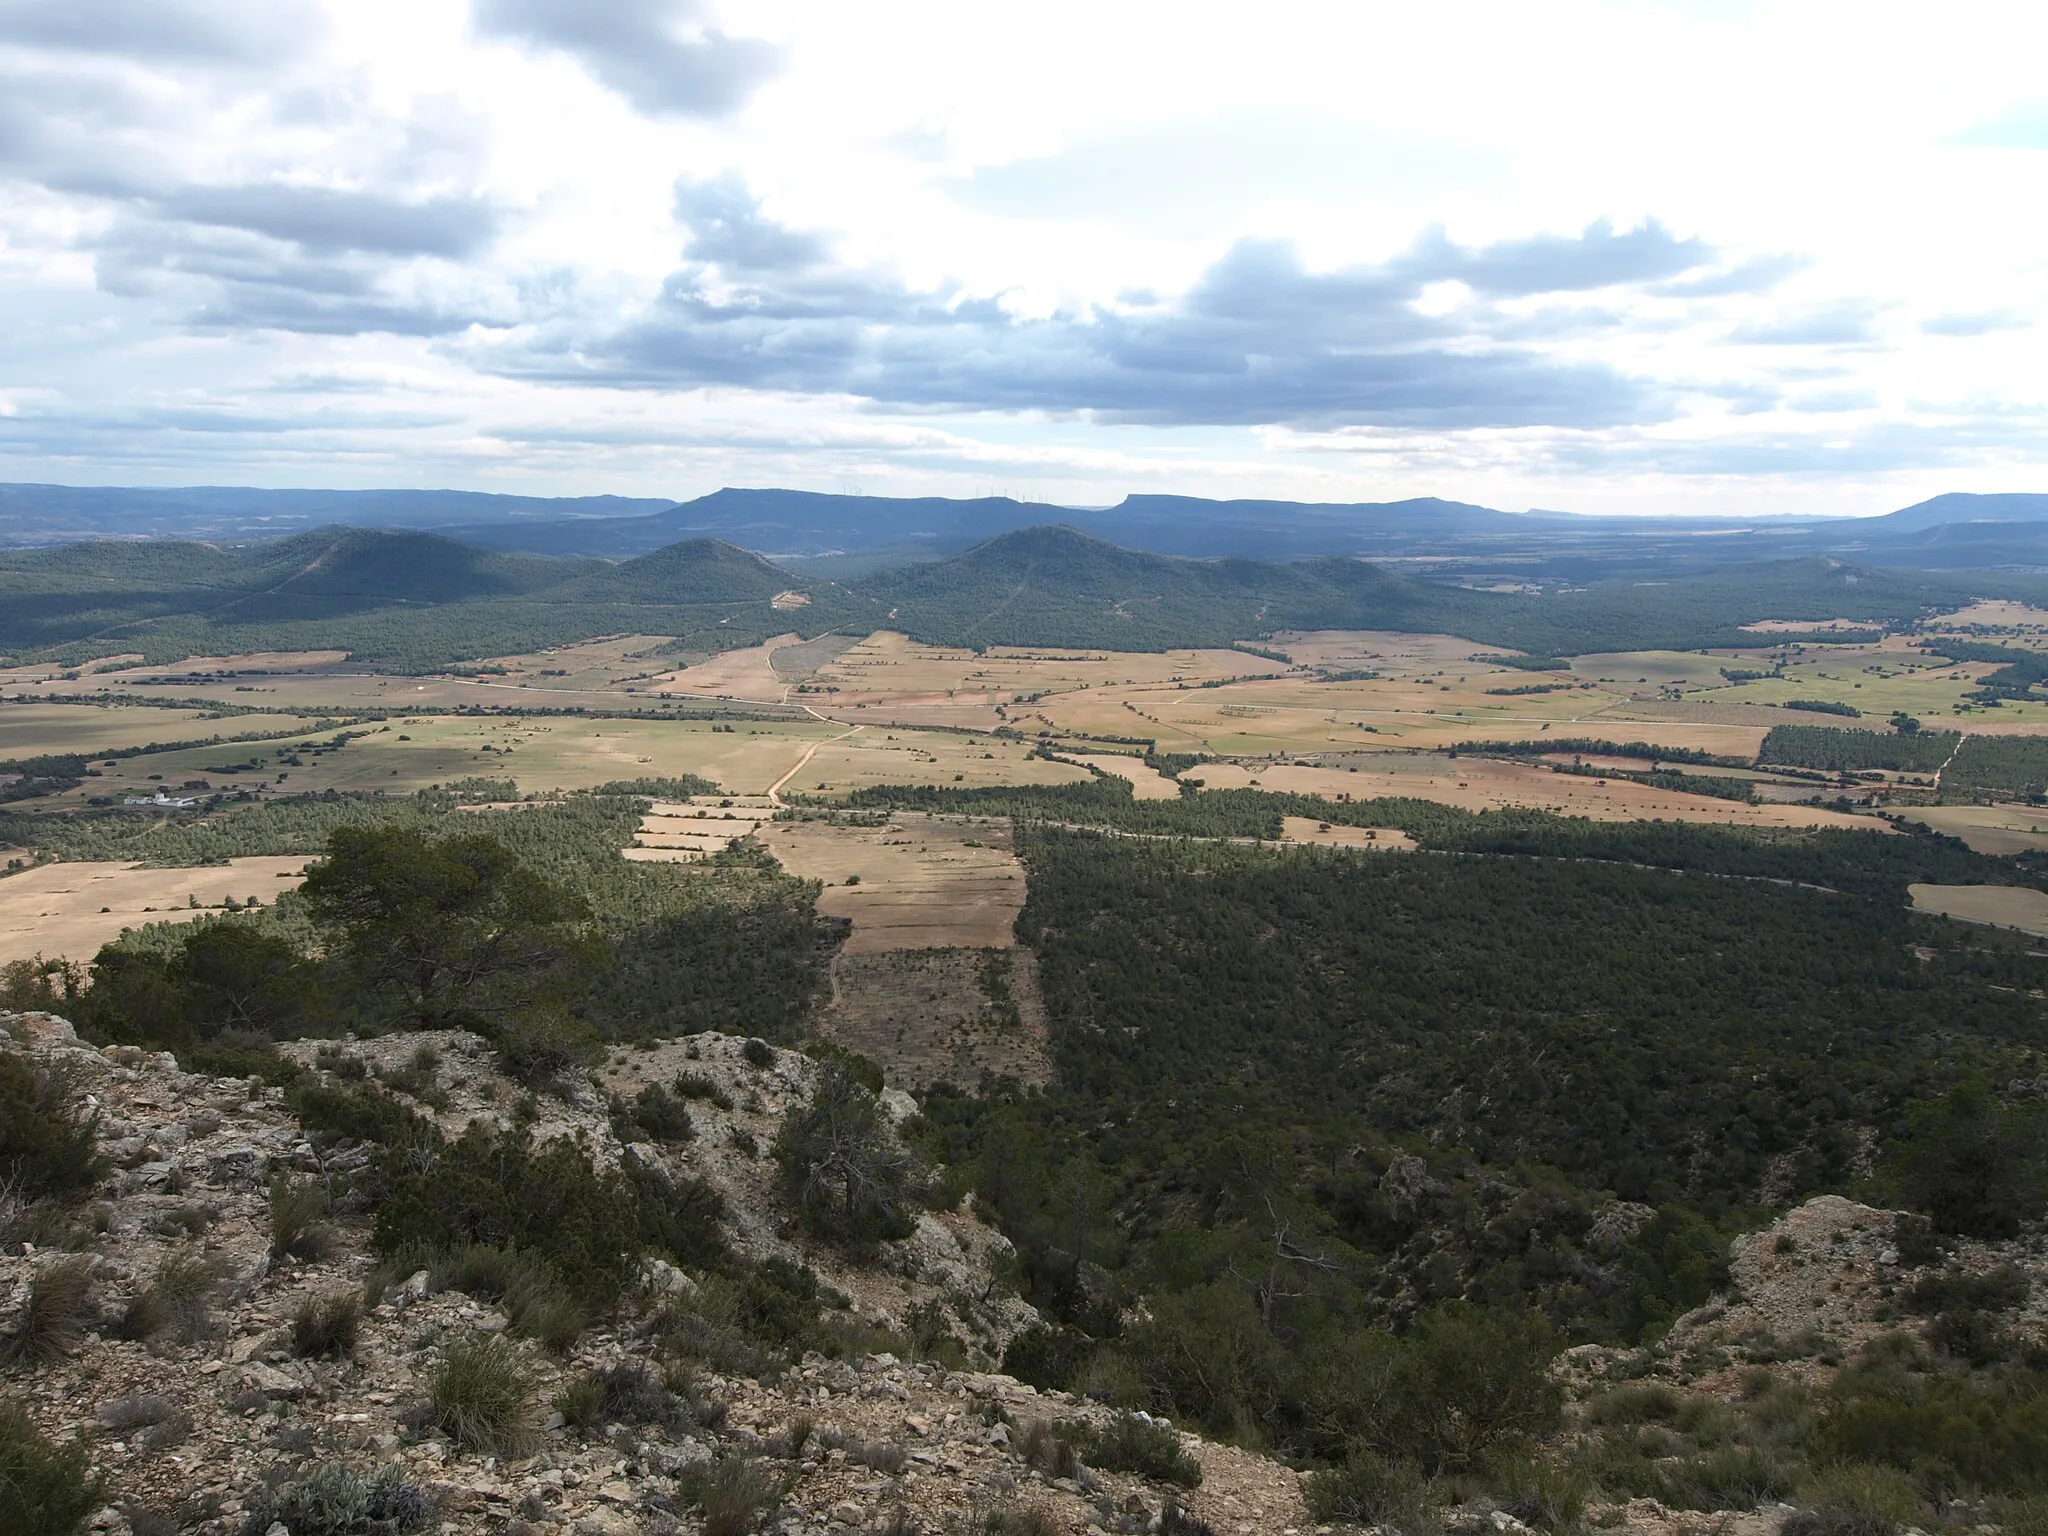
773 1061 921 1250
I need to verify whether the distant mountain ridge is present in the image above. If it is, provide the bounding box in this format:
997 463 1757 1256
4 480 2048 569
0 518 2025 671
0 482 677 546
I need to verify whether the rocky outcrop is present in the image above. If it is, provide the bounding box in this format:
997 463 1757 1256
0 1012 1303 1535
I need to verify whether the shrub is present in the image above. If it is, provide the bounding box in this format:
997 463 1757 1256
262 1462 431 1536
1158 1497 1216 1536
772 1062 921 1249
980 1504 1059 1536
555 1362 681 1430
1784 1465 1923 1536
4 1256 96 1364
802 1040 885 1093
1488 1453 1591 1530
492 1010 599 1089
673 1071 735 1110
1080 1412 1203 1488
854 1440 909 1474
1905 1264 2030 1316
428 1334 537 1454
0 1055 107 1204
0 1404 103 1536
741 1037 776 1069
552 1374 606 1431
427 1243 584 1352
682 1456 787 1536
766 1412 814 1459
1390 1303 1563 1474
1303 1450 1434 1531
117 1247 219 1343
621 1082 695 1143
97 1395 177 1432
1017 1418 1085 1480
291 1291 361 1358
626 1158 729 1270
375 1123 641 1315
1654 1445 1794 1512
1586 1382 1682 1425
268 1174 336 1263
290 1081 435 1148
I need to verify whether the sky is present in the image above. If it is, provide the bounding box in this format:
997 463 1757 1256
0 0 2044 517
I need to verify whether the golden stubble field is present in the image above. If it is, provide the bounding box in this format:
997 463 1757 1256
1893 804 2048 856
0 856 309 966
623 798 780 862
758 813 1026 953
0 702 334 760
803 630 1283 731
1909 882 2048 937
1185 758 1888 830
647 634 804 701
1064 753 1182 799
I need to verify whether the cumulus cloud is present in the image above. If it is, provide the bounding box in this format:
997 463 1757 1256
673 175 826 270
1388 219 1710 296
151 185 500 259
494 187 1700 430
1653 253 1808 298
0 12 504 340
0 0 322 65
1729 301 1884 346
472 0 778 118
1922 308 2032 337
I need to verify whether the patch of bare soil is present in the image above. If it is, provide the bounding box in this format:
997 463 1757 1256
769 632 860 679
816 946 1054 1090
1909 881 2048 937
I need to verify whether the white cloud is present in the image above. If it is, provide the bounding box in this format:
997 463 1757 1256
0 0 2042 517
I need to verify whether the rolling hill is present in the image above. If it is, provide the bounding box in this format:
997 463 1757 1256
0 520 2030 672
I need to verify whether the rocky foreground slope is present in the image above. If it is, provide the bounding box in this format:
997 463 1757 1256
0 1010 1303 1535
3 1008 2038 1536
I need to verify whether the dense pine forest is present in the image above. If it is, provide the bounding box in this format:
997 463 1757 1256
908 814 2048 1464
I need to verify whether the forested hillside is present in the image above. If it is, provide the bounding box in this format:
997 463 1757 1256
910 808 2048 1458
0 519 2021 671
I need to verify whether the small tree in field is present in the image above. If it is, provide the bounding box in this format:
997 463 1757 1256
773 1062 920 1249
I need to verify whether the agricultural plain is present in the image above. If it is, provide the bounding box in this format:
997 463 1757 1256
0 855 309 965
